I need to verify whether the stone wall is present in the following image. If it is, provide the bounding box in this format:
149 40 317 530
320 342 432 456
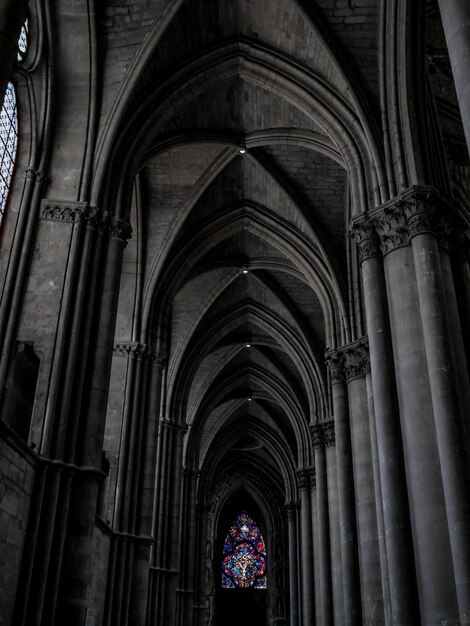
0 426 37 626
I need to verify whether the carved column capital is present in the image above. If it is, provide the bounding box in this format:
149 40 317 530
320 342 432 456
350 220 381 264
325 351 345 385
107 216 132 243
159 418 188 435
342 339 370 382
310 422 324 449
296 467 315 490
323 419 336 447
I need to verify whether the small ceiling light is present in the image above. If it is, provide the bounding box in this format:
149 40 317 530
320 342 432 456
245 343 251 348
241 265 249 274
247 397 253 402
238 147 247 155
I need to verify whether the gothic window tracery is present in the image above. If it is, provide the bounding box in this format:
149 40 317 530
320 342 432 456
1 20 28 219
221 511 267 589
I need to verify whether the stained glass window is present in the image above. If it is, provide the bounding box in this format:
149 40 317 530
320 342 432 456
0 83 18 218
221 511 267 589
1 19 28 220
17 19 28 62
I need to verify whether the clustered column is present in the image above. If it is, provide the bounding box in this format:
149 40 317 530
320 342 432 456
352 185 470 625
326 354 362 625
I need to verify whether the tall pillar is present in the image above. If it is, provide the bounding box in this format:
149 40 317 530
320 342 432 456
286 502 300 626
311 423 333 626
366 187 460 624
324 420 344 626
326 353 362 625
437 0 470 156
343 340 384 626
404 191 470 624
351 220 417 625
297 467 315 626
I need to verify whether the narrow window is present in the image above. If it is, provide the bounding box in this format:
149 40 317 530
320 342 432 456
221 511 267 589
0 83 18 219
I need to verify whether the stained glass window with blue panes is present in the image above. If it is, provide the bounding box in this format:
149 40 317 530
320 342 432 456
221 511 267 589
1 20 28 221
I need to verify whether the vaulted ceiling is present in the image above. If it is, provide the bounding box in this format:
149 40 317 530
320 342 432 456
103 0 465 500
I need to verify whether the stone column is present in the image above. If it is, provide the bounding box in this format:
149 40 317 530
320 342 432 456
404 191 470 624
311 422 333 626
326 353 361 625
324 420 344 626
286 502 300 626
297 467 315 626
344 340 384 625
351 220 417 626
437 0 470 156
367 188 460 624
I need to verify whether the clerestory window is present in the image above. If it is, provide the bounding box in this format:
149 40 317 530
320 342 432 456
0 19 28 221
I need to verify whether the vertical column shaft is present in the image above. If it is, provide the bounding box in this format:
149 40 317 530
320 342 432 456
286 503 300 626
437 0 470 156
298 468 315 626
327 358 362 625
351 222 419 625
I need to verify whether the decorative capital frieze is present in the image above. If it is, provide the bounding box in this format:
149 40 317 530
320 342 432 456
325 351 344 385
310 422 324 449
107 216 132 242
350 220 381 264
342 338 369 382
40 199 90 223
113 342 148 360
323 419 336 447
359 186 464 255
311 420 336 448
296 466 315 490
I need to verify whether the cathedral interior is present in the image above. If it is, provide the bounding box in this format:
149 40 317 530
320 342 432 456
1 1 470 625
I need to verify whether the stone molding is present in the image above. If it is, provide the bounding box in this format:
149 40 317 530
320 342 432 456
310 420 335 449
326 338 370 383
296 466 316 490
40 201 132 242
113 342 166 366
159 418 188 434
351 186 465 261
40 200 91 223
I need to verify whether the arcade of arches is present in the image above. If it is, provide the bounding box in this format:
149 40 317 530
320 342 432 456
1 1 470 625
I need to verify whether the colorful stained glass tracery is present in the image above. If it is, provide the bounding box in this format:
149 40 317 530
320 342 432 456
221 511 267 589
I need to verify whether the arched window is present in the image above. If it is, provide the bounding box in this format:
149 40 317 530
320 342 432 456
221 511 267 589
0 83 18 219
0 20 28 220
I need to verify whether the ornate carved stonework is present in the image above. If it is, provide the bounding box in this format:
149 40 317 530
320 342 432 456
323 419 336 447
342 339 369 382
296 467 315 490
310 422 324 449
350 220 381 264
325 351 344 385
113 342 166 366
107 216 132 242
351 186 465 257
40 200 90 223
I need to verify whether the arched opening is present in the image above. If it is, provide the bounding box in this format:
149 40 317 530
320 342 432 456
215 490 269 626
